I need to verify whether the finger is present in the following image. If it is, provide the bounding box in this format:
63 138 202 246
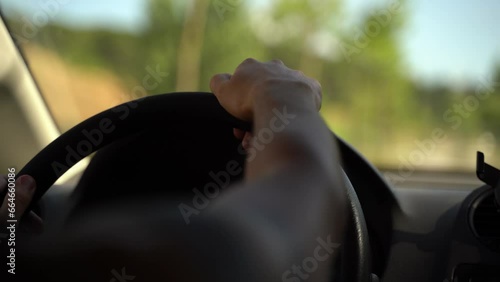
234 58 259 74
14 176 36 220
233 128 246 140
313 79 322 111
0 177 13 222
242 132 253 151
210 73 231 94
0 175 36 222
241 57 259 65
269 59 284 65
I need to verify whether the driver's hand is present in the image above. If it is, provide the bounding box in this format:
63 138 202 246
210 58 322 149
0 175 43 234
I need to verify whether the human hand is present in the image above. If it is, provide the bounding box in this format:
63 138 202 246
0 175 43 234
209 58 322 122
210 58 322 149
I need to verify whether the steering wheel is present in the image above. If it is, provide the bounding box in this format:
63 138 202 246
11 92 376 282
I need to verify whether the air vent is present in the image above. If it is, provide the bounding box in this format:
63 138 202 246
469 189 500 252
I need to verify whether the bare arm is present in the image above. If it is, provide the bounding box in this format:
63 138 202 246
4 59 347 282
201 58 348 281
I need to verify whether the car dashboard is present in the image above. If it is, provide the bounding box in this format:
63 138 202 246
385 184 499 282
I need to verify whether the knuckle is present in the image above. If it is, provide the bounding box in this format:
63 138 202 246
242 58 257 64
209 76 218 86
210 75 222 90
314 79 322 90
294 70 305 77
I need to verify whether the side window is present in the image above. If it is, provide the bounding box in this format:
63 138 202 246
0 84 38 171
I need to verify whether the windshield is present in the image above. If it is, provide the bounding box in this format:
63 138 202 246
1 0 499 174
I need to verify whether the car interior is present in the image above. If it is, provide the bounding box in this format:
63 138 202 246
0 1 499 282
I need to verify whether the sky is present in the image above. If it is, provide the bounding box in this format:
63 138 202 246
343 0 500 85
1 0 499 85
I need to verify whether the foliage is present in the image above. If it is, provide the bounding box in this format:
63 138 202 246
4 0 499 169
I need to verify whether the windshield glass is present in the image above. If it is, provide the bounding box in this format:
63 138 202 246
1 0 499 174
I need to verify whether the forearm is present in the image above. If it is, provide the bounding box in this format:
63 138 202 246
246 84 338 180
205 87 347 280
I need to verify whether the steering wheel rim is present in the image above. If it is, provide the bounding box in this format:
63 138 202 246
12 92 373 282
17 92 249 209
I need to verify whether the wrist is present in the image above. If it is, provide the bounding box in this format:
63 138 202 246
252 80 319 116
